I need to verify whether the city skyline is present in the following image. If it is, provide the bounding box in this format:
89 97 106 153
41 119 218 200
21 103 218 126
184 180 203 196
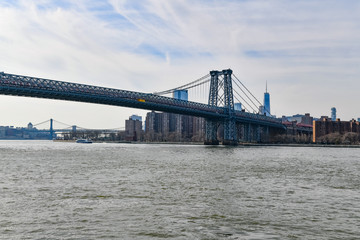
1 0 360 128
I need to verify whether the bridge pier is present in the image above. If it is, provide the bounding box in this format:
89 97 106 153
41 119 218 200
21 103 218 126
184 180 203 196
204 120 219 145
247 123 252 142
223 119 237 145
49 118 54 140
265 126 270 142
204 70 221 145
256 125 261 142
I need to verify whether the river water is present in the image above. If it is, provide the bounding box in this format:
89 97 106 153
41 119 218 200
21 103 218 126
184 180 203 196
0 141 359 240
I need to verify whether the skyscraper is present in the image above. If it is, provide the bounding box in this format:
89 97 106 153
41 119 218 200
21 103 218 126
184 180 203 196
331 107 336 121
173 90 188 101
234 103 242 111
263 82 271 116
125 115 143 141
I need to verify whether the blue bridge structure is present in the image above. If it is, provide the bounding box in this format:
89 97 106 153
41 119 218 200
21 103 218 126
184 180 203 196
0 70 287 145
33 118 123 140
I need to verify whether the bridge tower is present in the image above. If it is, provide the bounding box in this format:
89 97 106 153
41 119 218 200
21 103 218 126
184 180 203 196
49 118 54 140
205 71 220 145
205 69 237 145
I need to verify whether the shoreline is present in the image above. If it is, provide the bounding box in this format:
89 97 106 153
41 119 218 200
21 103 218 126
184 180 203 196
3 139 360 148
238 143 360 148
104 141 360 148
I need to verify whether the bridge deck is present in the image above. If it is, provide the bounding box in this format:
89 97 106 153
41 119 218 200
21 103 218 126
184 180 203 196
0 72 284 128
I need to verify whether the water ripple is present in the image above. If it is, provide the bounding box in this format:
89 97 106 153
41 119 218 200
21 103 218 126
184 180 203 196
0 141 359 239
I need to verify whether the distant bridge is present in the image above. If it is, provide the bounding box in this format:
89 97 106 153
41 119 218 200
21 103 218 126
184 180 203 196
0 118 123 140
0 70 286 145
33 118 123 138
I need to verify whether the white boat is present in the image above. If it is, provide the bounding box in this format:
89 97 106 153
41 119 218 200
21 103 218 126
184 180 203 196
76 139 93 144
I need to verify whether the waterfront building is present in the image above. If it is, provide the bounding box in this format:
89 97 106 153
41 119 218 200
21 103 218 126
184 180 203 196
284 114 302 123
331 107 336 121
313 117 360 143
145 111 165 141
125 115 143 141
145 111 156 133
0 125 51 140
301 113 313 125
144 110 205 142
0 126 5 138
130 114 142 122
283 113 313 126
144 88 204 142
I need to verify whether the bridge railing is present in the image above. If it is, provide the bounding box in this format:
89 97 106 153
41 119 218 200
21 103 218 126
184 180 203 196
234 110 282 125
0 72 224 114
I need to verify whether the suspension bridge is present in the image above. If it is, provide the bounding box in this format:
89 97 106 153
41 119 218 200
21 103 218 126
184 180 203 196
0 69 286 145
34 119 123 137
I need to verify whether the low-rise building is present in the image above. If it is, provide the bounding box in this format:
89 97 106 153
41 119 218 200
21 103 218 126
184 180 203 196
283 113 313 126
313 117 360 143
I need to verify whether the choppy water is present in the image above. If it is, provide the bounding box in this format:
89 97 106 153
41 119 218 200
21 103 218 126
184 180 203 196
0 141 359 239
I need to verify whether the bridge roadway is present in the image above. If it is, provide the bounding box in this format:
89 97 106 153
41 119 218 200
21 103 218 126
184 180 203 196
0 72 284 129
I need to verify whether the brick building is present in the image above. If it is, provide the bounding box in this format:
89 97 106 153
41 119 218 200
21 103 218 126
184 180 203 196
282 113 313 126
313 116 360 142
125 115 143 141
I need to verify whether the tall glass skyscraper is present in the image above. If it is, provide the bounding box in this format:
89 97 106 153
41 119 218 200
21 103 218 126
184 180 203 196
263 82 271 116
331 107 336 121
173 90 188 101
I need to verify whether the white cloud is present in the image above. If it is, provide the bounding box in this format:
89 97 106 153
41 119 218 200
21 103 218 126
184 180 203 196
0 0 359 128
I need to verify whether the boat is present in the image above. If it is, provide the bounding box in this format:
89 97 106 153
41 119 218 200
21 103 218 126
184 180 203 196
76 139 93 144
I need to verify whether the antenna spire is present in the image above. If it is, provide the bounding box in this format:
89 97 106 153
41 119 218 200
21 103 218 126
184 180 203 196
266 81 268 93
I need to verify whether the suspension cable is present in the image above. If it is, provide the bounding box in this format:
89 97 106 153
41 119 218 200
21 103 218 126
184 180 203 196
74 125 125 131
234 95 250 112
233 74 262 106
154 74 210 95
232 78 260 110
33 119 50 127
177 78 210 92
233 88 257 113
53 119 73 128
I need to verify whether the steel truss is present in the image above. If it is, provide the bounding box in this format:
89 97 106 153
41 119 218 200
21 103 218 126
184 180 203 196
0 71 285 142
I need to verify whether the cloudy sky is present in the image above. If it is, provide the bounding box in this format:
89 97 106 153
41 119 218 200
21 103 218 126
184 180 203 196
0 0 359 129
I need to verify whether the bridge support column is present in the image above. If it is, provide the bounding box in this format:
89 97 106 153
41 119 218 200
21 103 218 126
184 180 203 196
204 71 220 145
265 126 269 143
237 123 244 142
72 125 77 139
243 124 247 142
205 120 219 145
223 119 237 145
256 125 261 143
49 118 54 140
247 123 252 142
222 69 237 145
